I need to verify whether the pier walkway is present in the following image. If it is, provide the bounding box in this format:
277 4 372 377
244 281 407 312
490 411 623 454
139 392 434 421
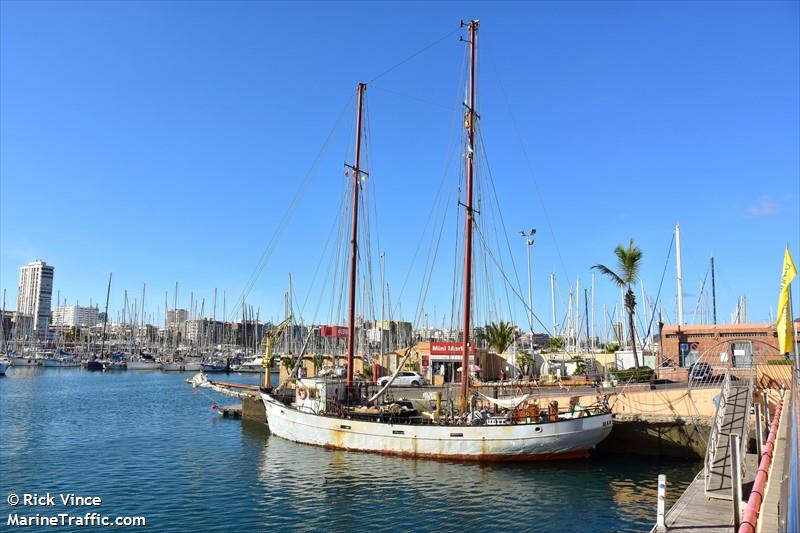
705 383 751 499
653 453 758 533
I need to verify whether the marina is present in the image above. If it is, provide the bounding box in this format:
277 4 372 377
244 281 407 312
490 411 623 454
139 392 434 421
0 368 701 532
1 3 798 532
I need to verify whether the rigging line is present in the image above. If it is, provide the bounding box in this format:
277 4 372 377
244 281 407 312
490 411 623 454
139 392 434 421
476 125 519 324
474 221 552 335
391 44 468 319
371 85 460 112
484 41 573 289
642 231 675 344
691 261 710 324
229 92 355 321
368 26 462 83
413 177 454 328
299 186 347 320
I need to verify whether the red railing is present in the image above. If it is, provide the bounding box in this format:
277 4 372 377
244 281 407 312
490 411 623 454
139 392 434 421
739 398 784 533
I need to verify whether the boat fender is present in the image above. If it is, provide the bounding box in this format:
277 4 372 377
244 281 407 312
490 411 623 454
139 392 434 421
297 386 308 401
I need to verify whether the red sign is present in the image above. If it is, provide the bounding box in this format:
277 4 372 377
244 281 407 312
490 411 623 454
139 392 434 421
421 355 430 367
430 342 475 356
320 325 349 338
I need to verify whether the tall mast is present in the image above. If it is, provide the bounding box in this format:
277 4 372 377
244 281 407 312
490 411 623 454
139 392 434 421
675 224 684 326
460 20 478 410
346 82 366 391
100 273 112 358
710 256 717 324
550 273 557 336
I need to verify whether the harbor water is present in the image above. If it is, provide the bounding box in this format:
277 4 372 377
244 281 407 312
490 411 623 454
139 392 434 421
1 368 701 532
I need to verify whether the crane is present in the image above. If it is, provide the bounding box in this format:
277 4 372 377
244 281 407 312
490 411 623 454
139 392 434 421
262 315 293 388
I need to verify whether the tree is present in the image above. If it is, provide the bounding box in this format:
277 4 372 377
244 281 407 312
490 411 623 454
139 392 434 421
311 353 325 375
515 349 533 376
281 356 297 374
484 321 518 354
547 336 564 351
592 239 643 368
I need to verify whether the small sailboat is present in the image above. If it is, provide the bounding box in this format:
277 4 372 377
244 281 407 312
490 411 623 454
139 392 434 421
261 21 612 461
0 356 10 375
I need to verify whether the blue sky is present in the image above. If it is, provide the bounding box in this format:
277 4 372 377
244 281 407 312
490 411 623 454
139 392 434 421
1 1 798 334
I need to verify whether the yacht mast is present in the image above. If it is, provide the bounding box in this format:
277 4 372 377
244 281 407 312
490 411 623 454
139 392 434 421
346 82 366 392
100 273 112 357
460 20 478 410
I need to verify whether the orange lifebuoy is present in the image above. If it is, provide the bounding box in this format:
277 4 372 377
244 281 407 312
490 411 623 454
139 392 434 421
297 386 308 401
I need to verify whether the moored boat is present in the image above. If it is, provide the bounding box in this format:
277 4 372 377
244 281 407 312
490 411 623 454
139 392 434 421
261 378 612 460
0 356 9 375
11 356 40 367
127 358 162 370
184 361 203 372
260 21 612 461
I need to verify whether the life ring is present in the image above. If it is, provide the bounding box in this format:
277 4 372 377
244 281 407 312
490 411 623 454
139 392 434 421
297 386 308 401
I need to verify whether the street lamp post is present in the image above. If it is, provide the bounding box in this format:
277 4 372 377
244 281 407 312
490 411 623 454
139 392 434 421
519 228 537 372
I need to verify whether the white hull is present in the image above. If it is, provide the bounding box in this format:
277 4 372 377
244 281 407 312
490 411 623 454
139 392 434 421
126 361 162 370
162 363 185 371
234 364 264 373
42 358 80 368
261 393 613 461
0 360 8 375
10 357 40 367
184 362 203 372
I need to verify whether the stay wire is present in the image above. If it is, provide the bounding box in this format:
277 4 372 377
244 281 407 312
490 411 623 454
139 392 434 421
368 26 462 84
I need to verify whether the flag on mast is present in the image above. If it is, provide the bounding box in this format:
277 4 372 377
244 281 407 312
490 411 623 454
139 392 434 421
776 246 797 354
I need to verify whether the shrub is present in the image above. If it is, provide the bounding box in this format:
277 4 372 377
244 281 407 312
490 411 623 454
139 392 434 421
610 367 654 382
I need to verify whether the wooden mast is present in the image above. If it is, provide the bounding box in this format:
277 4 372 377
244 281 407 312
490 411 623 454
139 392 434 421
460 20 478 410
346 82 366 392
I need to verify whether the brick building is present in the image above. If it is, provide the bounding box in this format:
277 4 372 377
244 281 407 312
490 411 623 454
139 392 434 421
657 322 792 381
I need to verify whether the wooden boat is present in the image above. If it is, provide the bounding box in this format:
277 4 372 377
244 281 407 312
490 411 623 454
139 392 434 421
261 21 612 461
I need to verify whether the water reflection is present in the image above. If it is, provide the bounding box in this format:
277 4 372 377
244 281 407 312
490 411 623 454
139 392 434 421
0 369 700 532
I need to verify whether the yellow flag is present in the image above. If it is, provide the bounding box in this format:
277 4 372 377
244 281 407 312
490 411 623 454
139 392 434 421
776 246 797 354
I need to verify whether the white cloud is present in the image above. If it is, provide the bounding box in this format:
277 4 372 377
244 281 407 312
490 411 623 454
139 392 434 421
745 196 782 217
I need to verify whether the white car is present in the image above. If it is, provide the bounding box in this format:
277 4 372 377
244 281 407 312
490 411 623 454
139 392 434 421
377 371 424 388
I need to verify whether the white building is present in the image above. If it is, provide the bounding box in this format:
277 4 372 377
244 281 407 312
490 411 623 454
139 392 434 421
52 305 99 327
17 260 54 338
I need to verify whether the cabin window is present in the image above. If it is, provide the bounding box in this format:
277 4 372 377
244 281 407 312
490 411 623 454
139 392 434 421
450 433 463 437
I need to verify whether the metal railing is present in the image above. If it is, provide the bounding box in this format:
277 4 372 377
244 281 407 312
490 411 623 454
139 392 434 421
704 370 730 490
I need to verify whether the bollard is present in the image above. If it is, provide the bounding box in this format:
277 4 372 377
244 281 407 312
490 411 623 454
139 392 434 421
754 403 763 457
656 474 667 530
730 434 742 530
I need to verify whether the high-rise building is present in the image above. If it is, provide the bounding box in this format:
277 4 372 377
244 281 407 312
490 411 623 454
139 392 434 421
52 305 99 327
166 308 188 327
17 260 54 338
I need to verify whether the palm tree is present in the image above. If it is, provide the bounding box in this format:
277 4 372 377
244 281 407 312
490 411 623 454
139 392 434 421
484 321 518 354
592 239 643 369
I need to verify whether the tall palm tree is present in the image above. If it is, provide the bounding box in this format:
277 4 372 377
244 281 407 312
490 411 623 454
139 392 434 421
484 321 518 354
592 239 643 368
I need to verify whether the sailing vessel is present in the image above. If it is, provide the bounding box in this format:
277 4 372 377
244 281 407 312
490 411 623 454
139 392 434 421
0 356 9 375
260 21 612 460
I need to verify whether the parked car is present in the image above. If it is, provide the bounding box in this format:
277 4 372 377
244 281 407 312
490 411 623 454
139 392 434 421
689 362 712 381
377 371 424 388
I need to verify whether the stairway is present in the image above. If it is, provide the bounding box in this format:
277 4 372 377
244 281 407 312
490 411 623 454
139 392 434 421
705 383 751 499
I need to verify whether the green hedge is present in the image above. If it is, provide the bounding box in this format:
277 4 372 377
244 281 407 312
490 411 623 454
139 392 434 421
610 367 654 382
